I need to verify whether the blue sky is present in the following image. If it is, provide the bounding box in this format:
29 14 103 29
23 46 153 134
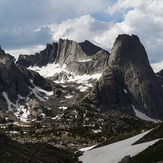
0 0 163 69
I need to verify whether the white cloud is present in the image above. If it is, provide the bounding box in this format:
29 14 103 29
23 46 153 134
1 0 163 65
46 0 163 63
0 0 112 53
101 0 163 62
49 15 112 44
151 60 163 73
106 0 149 15
0 0 111 27
6 45 46 60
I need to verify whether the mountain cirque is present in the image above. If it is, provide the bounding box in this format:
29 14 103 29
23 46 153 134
0 34 163 162
17 39 110 76
0 34 163 123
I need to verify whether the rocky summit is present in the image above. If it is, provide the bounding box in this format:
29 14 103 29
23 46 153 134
90 34 163 120
17 39 110 76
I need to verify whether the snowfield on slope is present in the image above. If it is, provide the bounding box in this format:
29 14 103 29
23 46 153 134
131 105 161 123
29 63 102 92
79 129 160 163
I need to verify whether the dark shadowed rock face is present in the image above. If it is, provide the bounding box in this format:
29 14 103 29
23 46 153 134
17 39 110 75
0 47 52 111
156 70 163 86
90 34 163 120
17 42 58 67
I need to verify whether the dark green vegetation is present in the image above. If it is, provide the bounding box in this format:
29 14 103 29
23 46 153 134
133 123 163 145
127 140 163 163
0 109 153 163
94 124 154 149
0 132 81 163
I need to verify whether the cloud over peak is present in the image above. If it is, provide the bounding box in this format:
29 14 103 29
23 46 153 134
0 0 163 66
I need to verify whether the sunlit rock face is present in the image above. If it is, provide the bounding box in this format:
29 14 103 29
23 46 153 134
16 39 110 76
90 34 163 120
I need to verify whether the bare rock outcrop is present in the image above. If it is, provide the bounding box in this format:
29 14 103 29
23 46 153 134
0 47 52 112
16 39 110 75
90 34 163 120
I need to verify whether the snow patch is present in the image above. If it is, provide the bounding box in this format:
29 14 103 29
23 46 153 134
2 79 53 122
65 94 73 99
79 130 159 163
93 129 102 133
51 115 60 120
78 85 89 92
132 105 161 123
29 63 70 78
2 92 15 111
58 106 68 110
78 59 92 62
29 79 53 101
15 105 30 122
79 145 96 152
2 92 30 122
123 89 127 94
28 63 102 92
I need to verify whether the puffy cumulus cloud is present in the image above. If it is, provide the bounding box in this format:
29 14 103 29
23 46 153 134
99 0 163 63
6 45 46 60
106 0 149 15
0 0 113 56
4 14 111 58
47 0 163 63
49 15 111 43
151 61 163 73
1 0 163 66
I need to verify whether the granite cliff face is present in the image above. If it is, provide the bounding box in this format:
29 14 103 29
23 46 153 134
11 35 163 121
17 42 58 67
90 34 163 120
17 39 110 75
0 47 52 121
156 70 163 86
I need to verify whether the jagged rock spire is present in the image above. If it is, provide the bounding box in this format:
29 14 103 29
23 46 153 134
91 34 163 120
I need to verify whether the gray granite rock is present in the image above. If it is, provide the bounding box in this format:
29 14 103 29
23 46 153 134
90 34 163 120
0 47 52 112
16 39 110 75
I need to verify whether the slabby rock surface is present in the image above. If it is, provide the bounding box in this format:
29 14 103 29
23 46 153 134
90 34 163 120
17 39 110 75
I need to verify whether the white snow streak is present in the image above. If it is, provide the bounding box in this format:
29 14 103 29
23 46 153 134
79 145 96 152
123 89 127 94
58 106 68 110
29 79 53 101
2 80 53 122
2 92 15 111
2 92 30 122
65 94 73 99
132 105 160 123
29 63 102 92
78 59 92 62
